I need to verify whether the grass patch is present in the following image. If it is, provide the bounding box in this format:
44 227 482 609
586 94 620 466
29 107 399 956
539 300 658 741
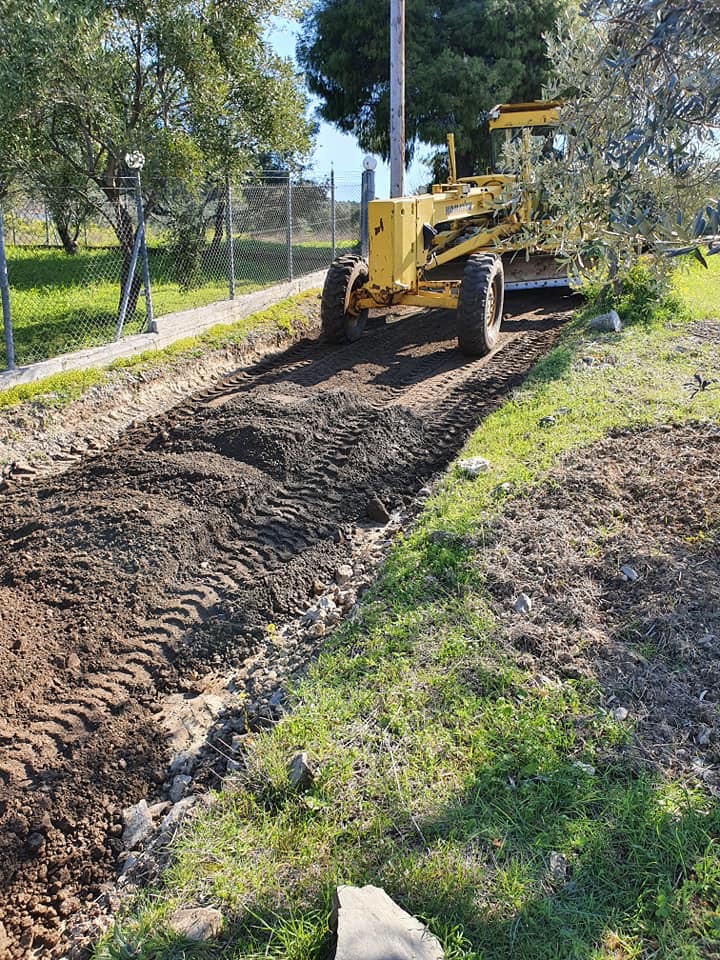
0 290 319 413
98 257 718 958
3 239 346 365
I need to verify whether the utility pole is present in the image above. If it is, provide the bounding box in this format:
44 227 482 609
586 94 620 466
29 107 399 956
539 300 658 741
389 0 405 197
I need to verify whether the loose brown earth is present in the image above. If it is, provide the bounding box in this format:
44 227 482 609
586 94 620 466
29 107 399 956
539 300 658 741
482 422 720 787
0 295 571 958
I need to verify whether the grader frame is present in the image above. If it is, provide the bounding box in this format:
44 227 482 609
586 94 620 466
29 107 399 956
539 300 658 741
321 101 567 356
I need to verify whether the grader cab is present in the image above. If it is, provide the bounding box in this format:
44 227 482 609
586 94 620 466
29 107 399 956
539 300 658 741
321 101 568 356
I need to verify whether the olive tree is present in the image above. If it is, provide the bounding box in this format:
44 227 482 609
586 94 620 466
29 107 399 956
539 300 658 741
0 0 312 292
537 0 720 286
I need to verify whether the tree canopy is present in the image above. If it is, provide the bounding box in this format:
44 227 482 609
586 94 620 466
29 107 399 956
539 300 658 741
298 0 567 176
0 0 313 239
538 0 720 283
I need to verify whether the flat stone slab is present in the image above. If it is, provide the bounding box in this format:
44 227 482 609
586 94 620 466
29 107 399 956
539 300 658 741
168 906 223 942
332 885 444 960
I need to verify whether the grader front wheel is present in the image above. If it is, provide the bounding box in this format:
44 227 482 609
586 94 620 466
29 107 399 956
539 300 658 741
321 255 369 344
456 254 505 356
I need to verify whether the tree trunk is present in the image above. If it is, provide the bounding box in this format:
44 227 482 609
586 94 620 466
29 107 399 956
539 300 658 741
207 186 225 259
56 221 78 255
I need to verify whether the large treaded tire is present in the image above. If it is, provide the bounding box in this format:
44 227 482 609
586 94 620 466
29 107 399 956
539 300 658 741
320 255 369 344
456 254 505 356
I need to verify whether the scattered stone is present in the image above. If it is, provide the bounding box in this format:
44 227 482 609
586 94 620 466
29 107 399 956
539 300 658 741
26 831 46 854
366 496 391 524
572 761 596 776
332 884 444 960
168 907 223 943
308 620 326 638
493 482 514 497
538 415 556 428
121 799 154 849
312 579 324 595
612 706 629 721
548 851 567 883
589 309 622 333
10 458 35 476
301 607 323 625
288 751 315 790
169 775 192 804
620 564 638 582
457 456 490 478
429 530 456 545
335 564 354 585
65 651 81 671
513 593 533 615
160 797 196 833
696 726 712 747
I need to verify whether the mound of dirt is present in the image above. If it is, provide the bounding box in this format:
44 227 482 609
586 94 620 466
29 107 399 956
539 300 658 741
0 388 429 957
481 422 720 788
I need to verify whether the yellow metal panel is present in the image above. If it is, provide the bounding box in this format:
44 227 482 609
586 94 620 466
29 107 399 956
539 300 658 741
489 105 560 130
368 198 417 291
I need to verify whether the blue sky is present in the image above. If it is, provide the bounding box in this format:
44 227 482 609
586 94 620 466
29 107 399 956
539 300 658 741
266 17 431 198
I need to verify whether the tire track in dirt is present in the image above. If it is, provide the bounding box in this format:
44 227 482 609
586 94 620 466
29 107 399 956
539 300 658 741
0 292 574 957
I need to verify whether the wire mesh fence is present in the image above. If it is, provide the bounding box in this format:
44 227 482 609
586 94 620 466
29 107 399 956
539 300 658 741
0 170 362 371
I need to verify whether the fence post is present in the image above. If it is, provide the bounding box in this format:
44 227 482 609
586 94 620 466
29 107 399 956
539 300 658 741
330 166 336 262
286 169 294 281
360 165 375 258
225 174 235 300
133 169 154 332
0 201 16 370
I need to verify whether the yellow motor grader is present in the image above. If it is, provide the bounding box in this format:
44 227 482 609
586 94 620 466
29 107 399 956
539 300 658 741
321 101 568 355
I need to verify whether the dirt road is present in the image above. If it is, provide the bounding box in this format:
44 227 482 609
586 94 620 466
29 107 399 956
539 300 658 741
0 293 574 957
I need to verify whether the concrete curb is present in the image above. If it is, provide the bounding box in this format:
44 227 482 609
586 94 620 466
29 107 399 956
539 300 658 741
0 270 327 392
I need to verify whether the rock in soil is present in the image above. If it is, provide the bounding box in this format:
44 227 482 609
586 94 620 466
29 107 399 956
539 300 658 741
288 751 315 790
332 885 444 960
169 775 192 803
168 907 223 942
513 592 533 615
589 309 622 332
366 496 391 524
121 800 153 850
457 456 490 478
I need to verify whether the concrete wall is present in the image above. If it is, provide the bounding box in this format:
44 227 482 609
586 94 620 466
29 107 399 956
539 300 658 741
0 270 327 392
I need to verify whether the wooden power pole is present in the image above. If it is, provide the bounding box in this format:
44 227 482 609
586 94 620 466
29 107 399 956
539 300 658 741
389 0 405 197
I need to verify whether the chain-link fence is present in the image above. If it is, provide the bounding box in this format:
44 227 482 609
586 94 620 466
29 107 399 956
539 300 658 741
0 170 362 371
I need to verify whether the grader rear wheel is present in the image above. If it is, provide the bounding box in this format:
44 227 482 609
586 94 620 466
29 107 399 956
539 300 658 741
321 255 369 344
456 254 505 356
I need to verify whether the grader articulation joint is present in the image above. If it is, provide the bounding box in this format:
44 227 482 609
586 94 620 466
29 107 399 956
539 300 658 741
320 101 567 356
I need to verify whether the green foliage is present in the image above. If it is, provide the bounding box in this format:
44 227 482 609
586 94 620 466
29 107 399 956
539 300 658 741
0 0 313 242
166 199 207 292
0 368 105 412
298 0 567 174
539 3 720 285
582 264 690 329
